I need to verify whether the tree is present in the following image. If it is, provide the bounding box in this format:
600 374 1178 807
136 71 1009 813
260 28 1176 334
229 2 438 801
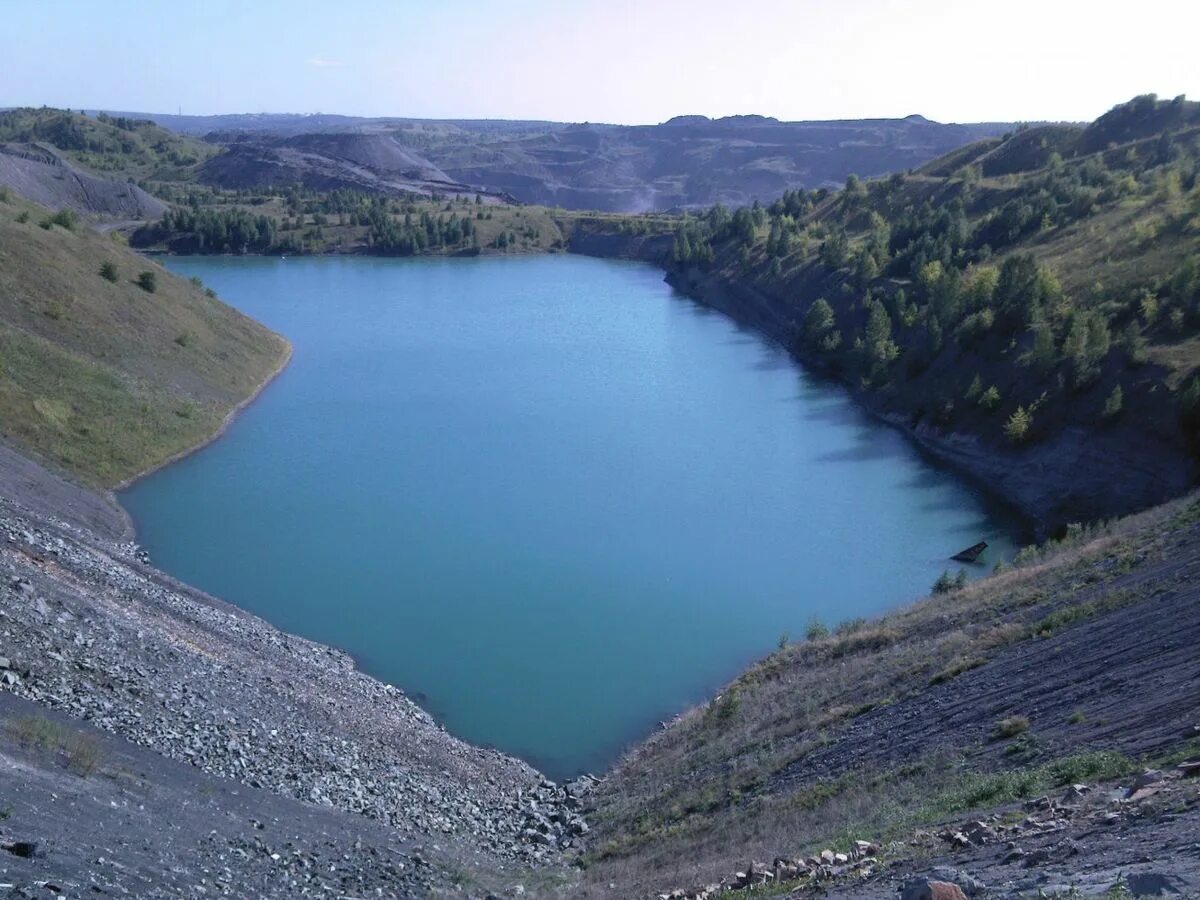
994 254 1042 330
1064 310 1110 388
863 299 899 373
818 231 849 269
803 298 836 343
136 270 157 293
1103 384 1124 419
978 386 1001 411
1005 405 1033 443
99 262 118 282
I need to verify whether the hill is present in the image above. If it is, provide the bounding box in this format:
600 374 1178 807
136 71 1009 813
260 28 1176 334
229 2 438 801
198 132 511 202
573 95 1200 530
130 109 1015 212
420 115 1016 212
0 190 288 486
0 107 216 184
0 142 167 221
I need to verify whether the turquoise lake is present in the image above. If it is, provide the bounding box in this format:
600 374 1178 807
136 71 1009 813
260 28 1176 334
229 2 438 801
120 254 1022 778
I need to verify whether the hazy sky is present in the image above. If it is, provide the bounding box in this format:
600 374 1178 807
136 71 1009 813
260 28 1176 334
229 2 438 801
3 0 1197 124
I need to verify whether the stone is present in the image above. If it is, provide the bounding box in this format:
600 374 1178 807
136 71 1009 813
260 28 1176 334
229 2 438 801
900 878 967 900
2 842 39 859
964 821 995 845
564 778 595 799
1126 769 1163 797
773 858 800 881
1060 783 1089 803
928 867 986 896
854 839 880 858
1177 758 1200 777
747 860 773 884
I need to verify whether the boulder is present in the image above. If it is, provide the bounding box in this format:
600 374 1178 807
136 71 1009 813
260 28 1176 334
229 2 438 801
1177 758 1200 777
746 860 773 885
853 839 880 858
900 879 967 900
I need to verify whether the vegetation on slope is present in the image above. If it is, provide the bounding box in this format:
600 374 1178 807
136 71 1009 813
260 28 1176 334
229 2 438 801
580 494 1200 895
603 95 1200 524
0 107 216 184
0 191 288 486
131 184 573 256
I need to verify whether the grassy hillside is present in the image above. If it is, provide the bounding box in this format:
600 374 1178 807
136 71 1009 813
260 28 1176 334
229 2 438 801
0 192 288 486
580 494 1200 896
0 107 216 183
624 95 1200 527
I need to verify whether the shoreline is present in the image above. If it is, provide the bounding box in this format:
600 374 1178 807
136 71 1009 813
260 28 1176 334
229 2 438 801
110 336 294 510
564 228 1194 535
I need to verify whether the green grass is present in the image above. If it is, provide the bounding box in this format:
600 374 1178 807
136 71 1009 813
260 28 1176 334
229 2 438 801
0 107 215 182
0 195 288 486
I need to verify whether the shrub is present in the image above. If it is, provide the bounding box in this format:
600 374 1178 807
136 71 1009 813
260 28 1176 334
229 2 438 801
0 185 11 203
174 332 190 347
65 733 103 776
834 617 868 636
99 261 118 282
932 569 968 594
993 715 1031 740
15 210 29 224
136 270 158 293
978 385 1001 411
930 656 986 685
805 616 829 641
39 208 77 231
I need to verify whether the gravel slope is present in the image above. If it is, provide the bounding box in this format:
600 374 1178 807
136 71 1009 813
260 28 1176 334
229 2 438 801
0 447 581 896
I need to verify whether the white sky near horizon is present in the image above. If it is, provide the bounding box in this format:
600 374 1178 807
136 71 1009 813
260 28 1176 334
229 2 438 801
1 0 1197 124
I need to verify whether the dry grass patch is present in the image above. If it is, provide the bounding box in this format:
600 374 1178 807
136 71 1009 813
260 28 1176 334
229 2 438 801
8 714 107 777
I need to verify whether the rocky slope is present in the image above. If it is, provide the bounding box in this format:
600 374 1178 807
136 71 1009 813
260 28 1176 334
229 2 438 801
425 116 1015 212
573 495 1200 898
177 113 1014 212
200 133 513 203
0 448 587 896
0 143 166 221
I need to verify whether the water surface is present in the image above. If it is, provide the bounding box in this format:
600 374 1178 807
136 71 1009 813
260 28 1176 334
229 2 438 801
122 255 1020 777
